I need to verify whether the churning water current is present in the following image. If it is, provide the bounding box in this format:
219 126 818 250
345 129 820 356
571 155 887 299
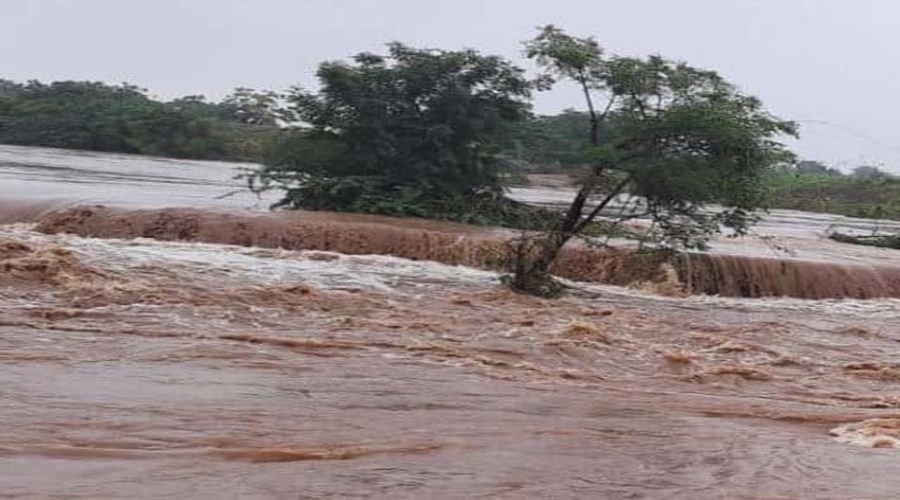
3 145 900 498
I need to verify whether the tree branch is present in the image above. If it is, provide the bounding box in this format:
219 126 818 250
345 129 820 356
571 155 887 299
631 92 648 118
559 173 597 234
578 68 600 146
598 94 616 123
573 175 632 233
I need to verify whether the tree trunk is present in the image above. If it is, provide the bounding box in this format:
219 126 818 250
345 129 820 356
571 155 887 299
506 172 630 298
505 72 622 298
507 231 570 298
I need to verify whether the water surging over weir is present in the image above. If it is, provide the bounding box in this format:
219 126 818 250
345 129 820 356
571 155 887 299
31 205 900 300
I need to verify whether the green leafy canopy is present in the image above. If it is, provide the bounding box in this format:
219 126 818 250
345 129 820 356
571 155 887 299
253 42 537 223
525 25 798 249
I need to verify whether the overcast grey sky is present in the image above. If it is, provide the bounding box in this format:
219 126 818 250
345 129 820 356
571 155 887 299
3 0 900 170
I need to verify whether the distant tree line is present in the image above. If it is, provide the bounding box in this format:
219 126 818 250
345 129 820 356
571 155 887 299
767 159 900 220
779 159 895 179
0 77 604 173
0 79 283 161
502 110 598 172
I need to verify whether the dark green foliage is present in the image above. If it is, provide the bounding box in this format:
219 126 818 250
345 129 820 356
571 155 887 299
525 26 797 247
0 79 280 161
829 232 900 249
270 174 556 226
767 172 900 219
508 26 797 296
505 110 598 171
251 43 535 226
219 88 285 126
795 160 842 176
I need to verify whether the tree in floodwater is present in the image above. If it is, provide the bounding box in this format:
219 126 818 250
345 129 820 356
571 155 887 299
507 26 797 297
250 43 540 225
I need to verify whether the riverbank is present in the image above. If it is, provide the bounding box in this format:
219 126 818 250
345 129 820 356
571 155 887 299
768 174 900 221
526 173 900 223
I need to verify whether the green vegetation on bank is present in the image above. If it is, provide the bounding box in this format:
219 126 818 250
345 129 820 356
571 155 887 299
766 168 900 220
0 80 282 161
828 232 900 249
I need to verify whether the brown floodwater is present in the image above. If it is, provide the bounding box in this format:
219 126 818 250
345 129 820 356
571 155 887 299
4 146 900 498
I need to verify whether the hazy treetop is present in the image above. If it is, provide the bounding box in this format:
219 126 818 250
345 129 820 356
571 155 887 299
3 0 900 171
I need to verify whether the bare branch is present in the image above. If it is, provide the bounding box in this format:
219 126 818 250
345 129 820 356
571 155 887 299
598 94 617 123
577 68 601 146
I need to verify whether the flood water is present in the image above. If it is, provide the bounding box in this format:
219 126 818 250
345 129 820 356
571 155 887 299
4 145 900 498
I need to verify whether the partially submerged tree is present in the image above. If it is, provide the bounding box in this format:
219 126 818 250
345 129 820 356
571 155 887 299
508 26 797 296
251 43 537 224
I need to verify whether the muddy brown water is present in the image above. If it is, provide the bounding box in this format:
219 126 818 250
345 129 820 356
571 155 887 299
4 145 900 498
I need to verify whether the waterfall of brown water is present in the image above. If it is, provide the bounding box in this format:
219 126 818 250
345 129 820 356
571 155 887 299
679 253 900 299
30 205 900 300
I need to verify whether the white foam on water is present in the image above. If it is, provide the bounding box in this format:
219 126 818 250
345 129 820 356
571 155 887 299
831 419 900 449
0 224 497 294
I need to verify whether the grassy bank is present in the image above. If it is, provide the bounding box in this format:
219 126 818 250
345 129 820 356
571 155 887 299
766 173 900 220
